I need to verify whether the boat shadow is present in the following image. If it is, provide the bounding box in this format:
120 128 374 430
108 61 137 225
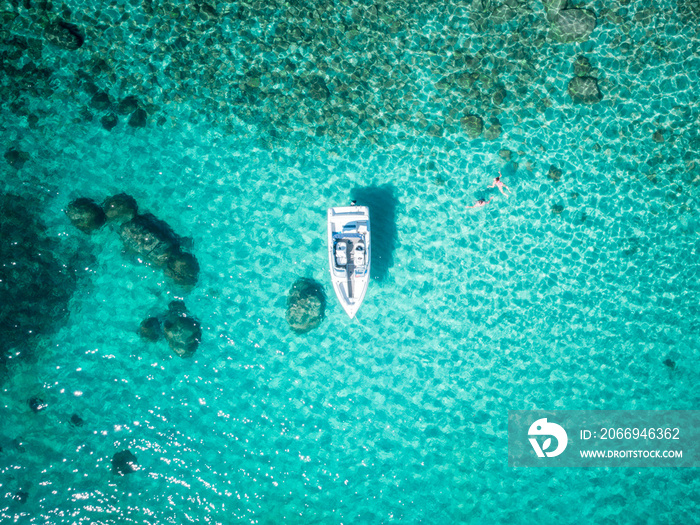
351 184 398 282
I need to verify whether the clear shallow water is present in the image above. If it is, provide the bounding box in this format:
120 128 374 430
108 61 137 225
1 0 699 523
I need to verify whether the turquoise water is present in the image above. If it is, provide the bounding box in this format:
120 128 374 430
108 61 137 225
1 0 699 522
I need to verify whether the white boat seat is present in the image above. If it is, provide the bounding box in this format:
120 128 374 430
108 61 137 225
335 242 348 266
353 242 365 266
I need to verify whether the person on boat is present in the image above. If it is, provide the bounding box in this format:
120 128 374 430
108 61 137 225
488 170 511 197
466 198 491 209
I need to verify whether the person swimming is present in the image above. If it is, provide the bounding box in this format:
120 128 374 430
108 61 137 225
488 170 511 197
466 198 491 209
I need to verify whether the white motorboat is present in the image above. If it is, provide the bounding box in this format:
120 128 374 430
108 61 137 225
327 206 371 319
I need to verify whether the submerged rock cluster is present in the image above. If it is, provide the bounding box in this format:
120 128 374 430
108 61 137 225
568 75 602 105
63 194 203 356
567 55 602 105
65 197 106 233
286 278 326 334
103 193 138 222
544 0 597 44
3 148 31 169
65 193 200 286
5 0 697 160
119 214 200 286
139 300 202 357
112 449 138 475
84 86 150 131
43 19 83 50
28 396 47 413
0 0 550 143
